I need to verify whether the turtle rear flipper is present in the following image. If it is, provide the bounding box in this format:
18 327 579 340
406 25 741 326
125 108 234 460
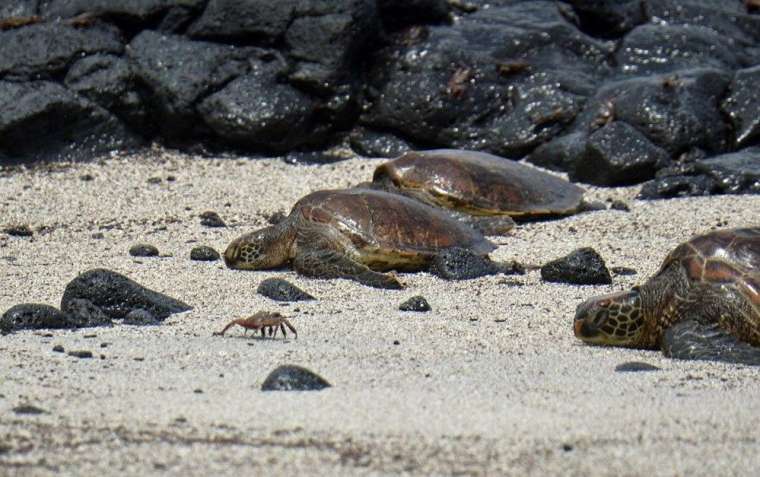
662 320 760 366
294 247 403 289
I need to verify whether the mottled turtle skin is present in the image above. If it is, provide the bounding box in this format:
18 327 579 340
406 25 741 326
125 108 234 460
224 188 495 289
372 149 586 234
574 227 760 364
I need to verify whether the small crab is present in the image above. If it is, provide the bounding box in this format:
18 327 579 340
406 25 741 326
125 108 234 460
213 311 297 339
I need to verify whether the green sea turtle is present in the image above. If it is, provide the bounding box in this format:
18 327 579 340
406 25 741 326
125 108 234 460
223 188 496 289
574 227 760 364
370 149 587 235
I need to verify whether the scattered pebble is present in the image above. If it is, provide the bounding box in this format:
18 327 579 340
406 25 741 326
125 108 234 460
611 266 637 276
257 278 315 302
79 173 95 181
190 245 220 261
199 211 226 228
3 224 33 237
147 177 162 184
541 247 612 285
67 350 93 359
610 200 631 211
12 404 47 415
261 365 331 391
91 232 105 239
129 243 159 257
399 296 431 312
52 345 64 353
615 361 661 372
193 389 203 394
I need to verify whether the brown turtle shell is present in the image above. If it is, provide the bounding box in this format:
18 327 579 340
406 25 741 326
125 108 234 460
373 149 585 217
656 227 760 310
292 188 495 270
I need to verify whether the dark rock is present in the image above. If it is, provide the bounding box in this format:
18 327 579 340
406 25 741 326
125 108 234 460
348 127 410 158
3 224 33 236
565 0 646 37
527 132 587 173
60 268 191 321
52 344 64 352
541 247 612 285
0 22 123 80
188 0 298 43
377 0 451 30
198 70 322 152
122 308 159 325
127 31 253 139
61 298 112 327
429 247 521 280
639 147 760 199
1 304 70 332
67 350 93 358
614 361 660 372
190 245 220 261
610 266 637 276
722 65 760 148
399 295 431 312
129 243 159 257
0 1 38 19
361 2 609 158
644 1 760 45
571 121 670 186
199 211 225 228
609 200 630 211
12 404 47 415
257 278 315 302
615 24 745 76
0 81 141 163
573 69 731 158
41 0 206 22
261 365 331 391
64 54 150 134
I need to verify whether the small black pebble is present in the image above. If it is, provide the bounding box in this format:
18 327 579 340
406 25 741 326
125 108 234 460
79 174 95 181
4 224 33 237
147 177 162 184
129 243 159 257
68 350 93 359
399 296 431 312
83 334 97 338
166 175 176 182
393 340 400 345
193 389 203 394
615 361 660 372
257 278 315 302
562 444 574 452
91 232 104 239
261 365 331 391
199 211 226 228
190 245 220 261
610 200 630 211
52 345 64 353
134 357 145 361
12 404 47 415
611 266 637 276
100 343 109 348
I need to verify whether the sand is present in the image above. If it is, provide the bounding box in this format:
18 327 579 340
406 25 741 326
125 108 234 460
1 149 759 476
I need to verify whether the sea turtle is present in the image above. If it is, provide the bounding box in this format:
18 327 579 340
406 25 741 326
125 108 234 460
370 149 587 235
223 188 496 289
574 227 760 365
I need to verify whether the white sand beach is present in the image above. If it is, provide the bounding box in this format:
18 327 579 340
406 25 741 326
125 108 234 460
1 149 759 476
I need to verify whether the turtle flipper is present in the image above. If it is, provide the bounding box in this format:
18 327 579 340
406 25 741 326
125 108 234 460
662 320 760 366
459 215 516 235
293 249 403 289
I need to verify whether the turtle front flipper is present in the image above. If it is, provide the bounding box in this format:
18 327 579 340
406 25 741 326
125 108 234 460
662 320 760 366
459 214 516 235
293 247 403 289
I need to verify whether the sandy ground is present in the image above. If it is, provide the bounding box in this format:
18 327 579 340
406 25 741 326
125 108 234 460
1 148 759 476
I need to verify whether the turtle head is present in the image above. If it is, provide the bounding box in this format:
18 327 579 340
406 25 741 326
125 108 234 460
573 288 645 347
224 225 292 270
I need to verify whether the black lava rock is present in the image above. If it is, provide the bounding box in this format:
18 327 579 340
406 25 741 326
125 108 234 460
261 365 331 391
52 345 65 353
190 245 220 261
41 0 207 22
60 268 191 321
527 132 588 173
187 0 297 43
541 247 612 285
129 243 159 257
610 266 637 276
430 247 521 280
12 404 47 415
0 1 37 18
609 200 630 212
61 298 113 328
67 350 94 359
572 121 670 186
3 224 33 236
566 0 646 37
199 211 226 228
348 127 410 158
399 296 431 312
614 361 660 372
376 0 451 30
722 65 760 148
1 304 70 333
257 278 315 302
122 308 159 325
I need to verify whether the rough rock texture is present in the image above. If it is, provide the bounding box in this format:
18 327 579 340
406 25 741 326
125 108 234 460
429 247 518 280
722 65 760 148
1 303 70 333
261 365 332 391
541 247 612 285
61 298 113 328
257 278 315 302
60 268 191 320
399 295 431 312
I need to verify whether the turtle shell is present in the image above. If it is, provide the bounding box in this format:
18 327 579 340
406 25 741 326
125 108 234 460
372 149 585 217
658 227 760 310
292 188 496 270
